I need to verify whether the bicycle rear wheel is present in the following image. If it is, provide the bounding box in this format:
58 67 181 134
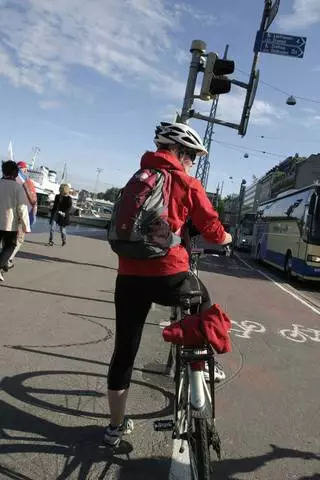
189 417 211 480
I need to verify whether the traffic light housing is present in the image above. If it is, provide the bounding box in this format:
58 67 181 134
200 52 235 101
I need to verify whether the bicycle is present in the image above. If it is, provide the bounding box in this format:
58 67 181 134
154 246 231 480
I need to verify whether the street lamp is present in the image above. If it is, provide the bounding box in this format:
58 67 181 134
286 95 296 106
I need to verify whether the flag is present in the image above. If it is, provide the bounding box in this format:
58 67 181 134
17 170 26 185
8 140 14 160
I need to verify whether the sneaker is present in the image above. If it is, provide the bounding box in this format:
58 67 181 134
104 417 134 446
203 361 226 383
0 271 4 282
3 261 14 272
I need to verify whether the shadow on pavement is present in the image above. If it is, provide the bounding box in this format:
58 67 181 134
26 226 107 242
0 360 173 421
0 284 115 305
213 443 320 479
66 311 163 328
117 457 171 479
198 256 270 281
298 475 320 480
1 351 318 479
17 250 117 271
5 314 114 349
0 361 174 479
0 398 133 479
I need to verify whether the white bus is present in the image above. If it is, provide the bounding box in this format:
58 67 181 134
251 185 320 281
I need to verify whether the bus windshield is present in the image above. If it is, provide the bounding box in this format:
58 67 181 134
310 194 320 244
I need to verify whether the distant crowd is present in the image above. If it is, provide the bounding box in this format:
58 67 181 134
0 160 72 282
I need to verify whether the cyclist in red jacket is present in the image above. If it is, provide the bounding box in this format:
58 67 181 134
105 122 232 446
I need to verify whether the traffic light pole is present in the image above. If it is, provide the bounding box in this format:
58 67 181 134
195 44 230 189
180 40 206 124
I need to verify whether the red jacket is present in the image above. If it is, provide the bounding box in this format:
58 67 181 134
118 150 226 276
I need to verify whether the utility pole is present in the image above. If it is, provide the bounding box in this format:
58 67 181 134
94 168 103 198
237 179 247 224
220 180 224 198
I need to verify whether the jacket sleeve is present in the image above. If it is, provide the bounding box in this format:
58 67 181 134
65 196 73 213
189 179 226 244
17 185 30 233
50 195 59 222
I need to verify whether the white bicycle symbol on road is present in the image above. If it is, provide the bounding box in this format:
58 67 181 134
231 320 266 339
279 324 320 343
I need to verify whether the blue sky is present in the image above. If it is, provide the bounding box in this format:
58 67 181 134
1 0 320 195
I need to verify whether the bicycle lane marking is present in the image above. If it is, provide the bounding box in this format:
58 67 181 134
234 254 320 317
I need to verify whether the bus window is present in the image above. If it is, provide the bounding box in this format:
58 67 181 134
310 194 320 244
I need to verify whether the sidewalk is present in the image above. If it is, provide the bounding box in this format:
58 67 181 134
0 233 173 480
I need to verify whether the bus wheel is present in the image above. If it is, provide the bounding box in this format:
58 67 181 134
284 252 293 281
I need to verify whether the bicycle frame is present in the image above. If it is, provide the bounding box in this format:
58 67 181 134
171 302 219 455
156 247 227 476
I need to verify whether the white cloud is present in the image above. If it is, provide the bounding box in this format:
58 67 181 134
0 0 212 101
174 48 190 65
192 87 286 130
159 104 181 122
278 0 320 30
173 3 219 26
296 113 320 128
43 120 92 139
173 3 233 27
300 107 317 114
39 100 62 110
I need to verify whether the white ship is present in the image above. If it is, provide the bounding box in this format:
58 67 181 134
28 166 60 196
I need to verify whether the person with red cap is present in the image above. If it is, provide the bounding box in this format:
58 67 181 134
5 161 37 271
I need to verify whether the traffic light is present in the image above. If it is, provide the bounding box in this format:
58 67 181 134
200 52 235 101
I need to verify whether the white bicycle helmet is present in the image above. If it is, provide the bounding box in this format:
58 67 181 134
154 122 208 155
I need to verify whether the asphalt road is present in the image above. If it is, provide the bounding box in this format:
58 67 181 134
0 234 319 479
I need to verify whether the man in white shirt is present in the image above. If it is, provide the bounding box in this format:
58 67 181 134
0 161 30 281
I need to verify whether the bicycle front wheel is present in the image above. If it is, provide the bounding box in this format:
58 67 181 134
190 418 211 480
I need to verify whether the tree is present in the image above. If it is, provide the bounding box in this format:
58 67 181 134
95 187 120 202
215 197 225 219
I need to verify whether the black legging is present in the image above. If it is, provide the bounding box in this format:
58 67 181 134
107 272 211 390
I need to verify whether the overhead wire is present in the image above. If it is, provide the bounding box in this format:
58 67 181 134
214 139 286 159
236 68 320 105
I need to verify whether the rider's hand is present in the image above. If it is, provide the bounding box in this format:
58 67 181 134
220 232 233 246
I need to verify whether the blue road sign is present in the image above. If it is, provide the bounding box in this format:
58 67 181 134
256 31 307 58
